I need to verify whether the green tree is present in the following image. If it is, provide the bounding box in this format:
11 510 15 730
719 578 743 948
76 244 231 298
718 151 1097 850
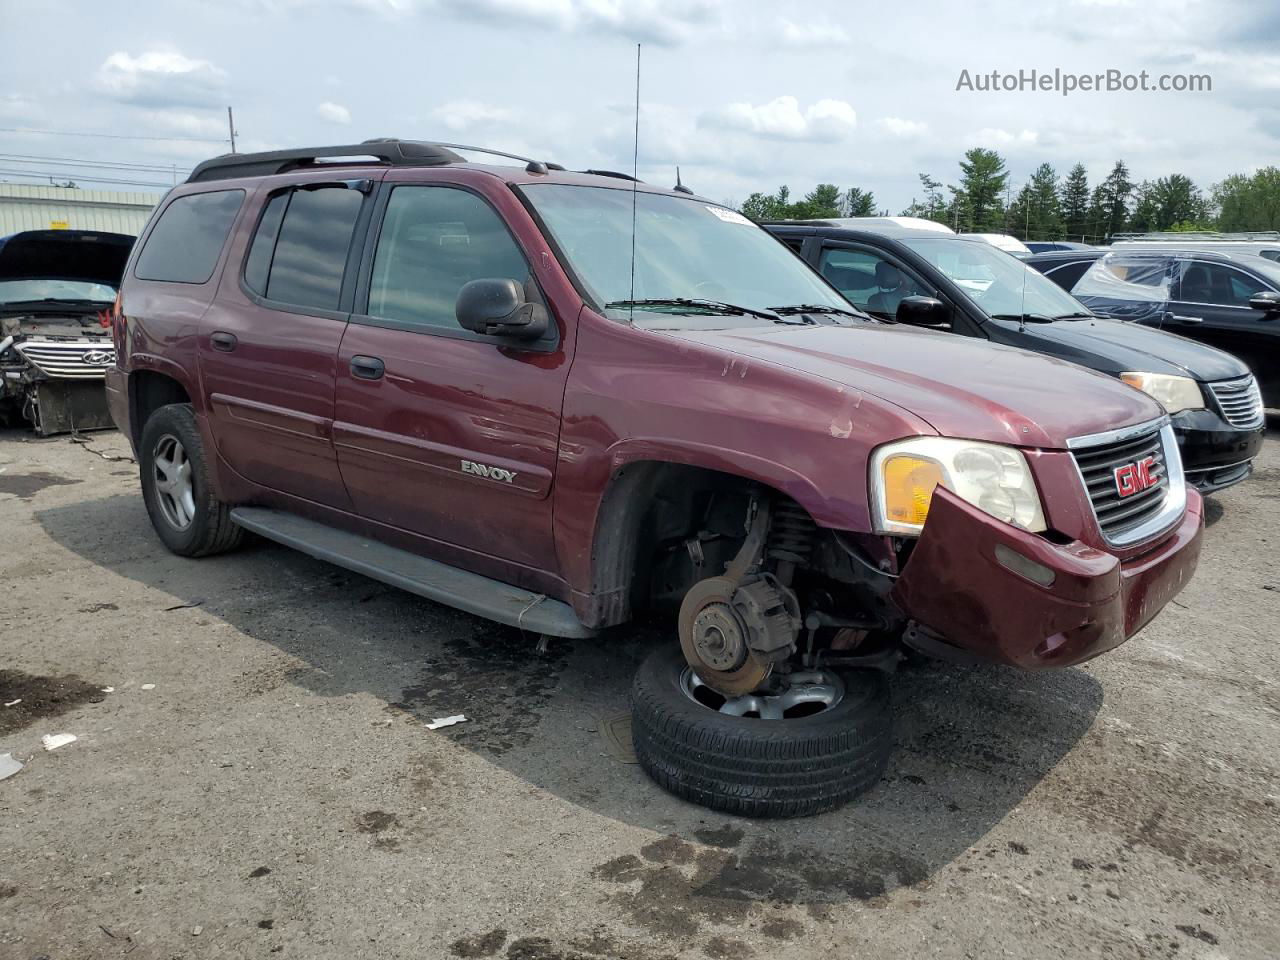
842 187 876 217
740 185 791 221
1007 163 1063 240
951 148 1009 232
900 173 948 223
1214 167 1280 231
1060 163 1091 241
1087 160 1133 240
790 183 843 219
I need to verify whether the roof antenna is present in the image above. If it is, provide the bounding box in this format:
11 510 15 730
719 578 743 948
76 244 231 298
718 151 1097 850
628 43 641 325
673 166 693 195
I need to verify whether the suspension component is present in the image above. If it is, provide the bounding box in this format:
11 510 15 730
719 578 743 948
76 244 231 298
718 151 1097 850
767 498 816 586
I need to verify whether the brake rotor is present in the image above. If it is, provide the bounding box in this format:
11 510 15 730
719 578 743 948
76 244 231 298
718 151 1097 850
678 577 771 696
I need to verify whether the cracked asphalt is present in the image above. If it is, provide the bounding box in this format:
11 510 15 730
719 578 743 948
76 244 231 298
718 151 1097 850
1 420 1277 960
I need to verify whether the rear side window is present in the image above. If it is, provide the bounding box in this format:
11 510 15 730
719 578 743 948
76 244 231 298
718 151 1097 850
262 186 363 311
243 192 288 295
366 186 529 331
134 190 244 284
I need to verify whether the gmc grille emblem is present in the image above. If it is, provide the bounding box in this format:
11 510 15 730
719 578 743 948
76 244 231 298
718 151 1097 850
1114 456 1157 498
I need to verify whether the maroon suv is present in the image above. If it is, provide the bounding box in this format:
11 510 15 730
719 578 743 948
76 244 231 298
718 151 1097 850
107 140 1203 818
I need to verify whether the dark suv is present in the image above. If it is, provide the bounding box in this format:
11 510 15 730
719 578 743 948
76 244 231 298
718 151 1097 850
768 220 1265 493
108 140 1203 818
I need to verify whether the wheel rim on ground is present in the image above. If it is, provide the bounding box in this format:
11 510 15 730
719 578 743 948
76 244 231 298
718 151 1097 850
152 434 195 530
679 666 845 720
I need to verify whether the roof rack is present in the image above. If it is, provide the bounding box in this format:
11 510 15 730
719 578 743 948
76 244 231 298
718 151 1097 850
186 138 565 183
579 169 642 182
1111 230 1280 242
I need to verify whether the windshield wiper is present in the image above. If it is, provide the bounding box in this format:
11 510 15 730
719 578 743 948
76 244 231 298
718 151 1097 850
768 304 870 322
1049 311 1096 320
991 312 1055 324
605 298 781 322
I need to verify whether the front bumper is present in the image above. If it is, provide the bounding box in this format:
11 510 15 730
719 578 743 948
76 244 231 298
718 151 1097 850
891 485 1203 669
1171 408 1264 494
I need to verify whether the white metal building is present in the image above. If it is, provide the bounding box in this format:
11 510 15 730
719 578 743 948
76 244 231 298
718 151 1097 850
0 183 160 237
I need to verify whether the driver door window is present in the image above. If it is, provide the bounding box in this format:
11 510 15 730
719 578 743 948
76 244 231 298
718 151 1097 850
818 246 926 318
366 186 530 332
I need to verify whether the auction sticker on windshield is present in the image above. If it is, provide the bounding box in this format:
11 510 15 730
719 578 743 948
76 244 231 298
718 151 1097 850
705 206 753 226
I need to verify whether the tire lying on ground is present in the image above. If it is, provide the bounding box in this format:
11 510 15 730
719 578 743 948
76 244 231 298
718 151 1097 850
630 645 892 818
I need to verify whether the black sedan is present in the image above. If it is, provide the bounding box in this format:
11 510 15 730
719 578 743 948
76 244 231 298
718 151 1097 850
768 220 1266 493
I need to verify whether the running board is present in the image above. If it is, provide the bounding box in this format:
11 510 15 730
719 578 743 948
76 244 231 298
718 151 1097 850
230 507 596 638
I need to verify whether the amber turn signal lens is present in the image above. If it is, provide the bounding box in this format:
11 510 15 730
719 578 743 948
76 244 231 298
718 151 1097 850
882 455 945 527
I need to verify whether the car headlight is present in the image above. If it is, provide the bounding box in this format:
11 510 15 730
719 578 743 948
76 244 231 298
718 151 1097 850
870 437 1047 536
1119 372 1204 415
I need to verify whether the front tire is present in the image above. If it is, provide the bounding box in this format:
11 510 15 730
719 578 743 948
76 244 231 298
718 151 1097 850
139 403 243 557
630 646 892 818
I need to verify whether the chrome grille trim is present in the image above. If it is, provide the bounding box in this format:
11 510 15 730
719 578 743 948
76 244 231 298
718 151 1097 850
13 340 116 379
1208 375 1264 429
1067 420 1186 547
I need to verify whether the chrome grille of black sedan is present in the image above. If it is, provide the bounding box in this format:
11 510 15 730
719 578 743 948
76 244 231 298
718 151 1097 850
1209 376 1264 429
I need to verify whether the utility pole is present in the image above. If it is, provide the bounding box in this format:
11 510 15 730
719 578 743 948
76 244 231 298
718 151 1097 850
227 106 237 154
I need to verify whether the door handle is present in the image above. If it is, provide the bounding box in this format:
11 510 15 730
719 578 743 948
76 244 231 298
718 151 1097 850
210 331 238 351
350 355 385 380
1169 314 1203 324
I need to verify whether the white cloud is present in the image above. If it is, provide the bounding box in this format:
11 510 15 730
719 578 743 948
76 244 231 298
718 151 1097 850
432 0 722 44
316 101 352 124
701 96 857 142
0 93 35 121
98 50 227 108
142 110 228 137
430 100 512 132
778 18 850 47
970 127 1040 147
878 117 928 138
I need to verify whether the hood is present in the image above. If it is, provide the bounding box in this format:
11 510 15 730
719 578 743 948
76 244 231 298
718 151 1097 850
1015 317 1249 383
663 323 1163 450
0 230 134 286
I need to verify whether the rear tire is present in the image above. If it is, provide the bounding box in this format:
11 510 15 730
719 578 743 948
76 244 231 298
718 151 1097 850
630 646 892 818
139 403 243 557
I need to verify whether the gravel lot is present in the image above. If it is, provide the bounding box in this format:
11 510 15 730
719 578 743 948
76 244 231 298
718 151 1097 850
1 421 1277 960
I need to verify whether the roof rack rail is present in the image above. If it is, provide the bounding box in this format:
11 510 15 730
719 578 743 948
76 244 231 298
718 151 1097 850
1112 230 1280 242
579 169 642 182
186 138 564 183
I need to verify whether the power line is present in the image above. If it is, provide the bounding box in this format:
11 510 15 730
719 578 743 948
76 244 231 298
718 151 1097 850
0 168 173 189
0 126 227 144
0 153 190 174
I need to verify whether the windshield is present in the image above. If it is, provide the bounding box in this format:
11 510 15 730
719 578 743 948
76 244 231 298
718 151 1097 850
519 184 852 323
901 238 1089 319
0 278 117 304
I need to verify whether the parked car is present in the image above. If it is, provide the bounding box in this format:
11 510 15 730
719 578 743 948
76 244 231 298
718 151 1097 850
1026 247 1107 293
963 233 1032 256
1025 241 1096 254
0 229 133 434
108 140 1203 818
1110 231 1280 262
769 221 1265 493
1066 250 1280 409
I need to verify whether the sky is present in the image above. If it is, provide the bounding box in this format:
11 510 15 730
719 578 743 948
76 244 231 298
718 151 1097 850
1 0 1277 212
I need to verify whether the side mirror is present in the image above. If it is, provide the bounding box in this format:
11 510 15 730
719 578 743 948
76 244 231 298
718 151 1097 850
1248 290 1280 315
896 296 950 328
456 278 548 340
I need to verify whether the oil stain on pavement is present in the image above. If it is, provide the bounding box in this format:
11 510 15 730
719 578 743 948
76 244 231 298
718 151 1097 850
0 669 103 735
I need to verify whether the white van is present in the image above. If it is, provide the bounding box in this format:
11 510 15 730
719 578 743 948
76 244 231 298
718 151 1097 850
1111 232 1280 262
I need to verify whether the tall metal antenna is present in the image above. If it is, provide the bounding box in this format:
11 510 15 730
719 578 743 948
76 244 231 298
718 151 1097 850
628 43 640 323
227 107 237 154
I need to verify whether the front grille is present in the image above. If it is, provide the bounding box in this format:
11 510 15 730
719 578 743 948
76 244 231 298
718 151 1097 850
1072 426 1171 542
14 340 115 379
1209 375 1264 429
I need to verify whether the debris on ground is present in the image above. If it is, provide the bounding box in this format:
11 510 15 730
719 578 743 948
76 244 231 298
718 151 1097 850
101 687 114 693
3 699 20 707
425 715 467 730
163 599 204 612
0 753 23 781
41 733 77 751
140 684 156 691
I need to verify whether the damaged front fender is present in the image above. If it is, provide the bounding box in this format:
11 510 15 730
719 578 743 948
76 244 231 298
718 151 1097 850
891 486 1203 669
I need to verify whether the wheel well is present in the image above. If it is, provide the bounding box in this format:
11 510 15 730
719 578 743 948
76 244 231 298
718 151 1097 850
130 371 190 450
585 461 769 628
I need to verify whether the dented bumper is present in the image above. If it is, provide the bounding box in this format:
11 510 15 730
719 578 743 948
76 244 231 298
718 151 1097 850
891 486 1204 669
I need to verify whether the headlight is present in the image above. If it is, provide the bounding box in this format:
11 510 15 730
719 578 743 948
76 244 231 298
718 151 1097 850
870 437 1047 535
1119 372 1204 415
